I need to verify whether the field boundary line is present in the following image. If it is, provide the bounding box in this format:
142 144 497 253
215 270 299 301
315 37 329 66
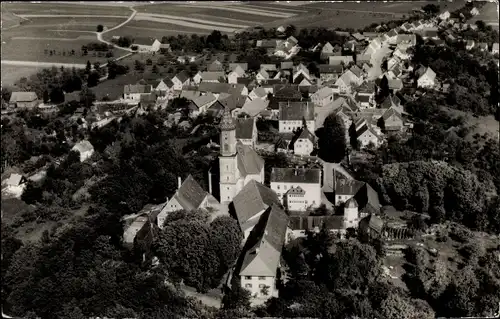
174 4 295 18
302 5 403 16
135 12 249 28
125 25 211 35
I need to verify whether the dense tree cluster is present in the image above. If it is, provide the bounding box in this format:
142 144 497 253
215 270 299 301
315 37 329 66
375 161 496 232
403 230 500 317
154 213 242 292
411 44 499 116
256 230 434 319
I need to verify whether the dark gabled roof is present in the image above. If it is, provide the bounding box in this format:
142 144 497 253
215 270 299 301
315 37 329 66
175 70 190 83
279 101 315 121
236 118 254 139
262 78 288 86
382 107 403 121
271 167 321 184
201 71 225 82
233 180 281 228
296 127 315 143
349 65 363 78
293 73 311 85
236 141 264 176
174 175 208 211
274 85 302 100
237 77 256 87
335 177 365 196
355 94 370 103
319 64 343 74
239 204 288 277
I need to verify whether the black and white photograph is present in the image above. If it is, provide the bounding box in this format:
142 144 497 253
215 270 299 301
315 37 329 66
1 1 499 318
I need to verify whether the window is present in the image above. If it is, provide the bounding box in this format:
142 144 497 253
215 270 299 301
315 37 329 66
277 185 280 190
245 284 252 288
258 276 266 280
245 276 252 280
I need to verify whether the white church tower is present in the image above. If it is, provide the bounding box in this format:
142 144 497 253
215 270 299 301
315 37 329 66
344 197 360 229
219 108 240 205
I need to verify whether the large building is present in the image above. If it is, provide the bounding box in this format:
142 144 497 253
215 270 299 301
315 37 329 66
239 204 288 300
270 167 322 211
278 101 315 133
232 180 282 240
219 108 265 204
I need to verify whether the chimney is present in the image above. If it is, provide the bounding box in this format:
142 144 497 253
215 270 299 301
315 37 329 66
177 176 182 189
208 169 213 194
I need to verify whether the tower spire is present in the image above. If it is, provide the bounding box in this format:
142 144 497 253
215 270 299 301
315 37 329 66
220 107 236 131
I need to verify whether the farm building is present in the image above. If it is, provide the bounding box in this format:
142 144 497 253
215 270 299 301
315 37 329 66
133 38 162 52
9 92 39 109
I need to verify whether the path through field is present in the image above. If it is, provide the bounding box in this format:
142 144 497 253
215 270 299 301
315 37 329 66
96 6 137 52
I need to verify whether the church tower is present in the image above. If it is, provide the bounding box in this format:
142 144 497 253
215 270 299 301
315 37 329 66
219 108 239 204
344 197 359 229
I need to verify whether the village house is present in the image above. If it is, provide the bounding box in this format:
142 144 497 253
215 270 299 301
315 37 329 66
9 92 39 109
151 78 174 96
123 84 152 102
470 7 479 16
333 174 380 216
335 69 363 94
416 66 436 88
236 118 257 147
133 38 162 52
219 110 265 204
381 107 404 133
400 22 413 32
270 167 322 211
200 71 226 83
239 204 288 301
318 64 343 82
356 121 383 148
294 73 313 87
228 65 246 84
121 204 164 250
188 93 217 118
364 37 382 56
320 42 336 60
278 101 315 133
192 71 203 85
256 69 270 84
156 175 222 229
172 71 190 91
207 59 224 72
71 140 94 162
292 63 311 83
292 127 315 156
2 173 27 196
310 87 334 107
356 54 371 66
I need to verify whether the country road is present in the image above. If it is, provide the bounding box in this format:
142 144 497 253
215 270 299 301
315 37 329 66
97 6 137 52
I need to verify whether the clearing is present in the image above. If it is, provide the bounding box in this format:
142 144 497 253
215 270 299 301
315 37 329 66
442 107 499 141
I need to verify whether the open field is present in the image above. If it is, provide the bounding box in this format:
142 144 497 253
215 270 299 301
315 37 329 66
1 10 25 29
1 38 123 64
468 2 499 30
1 65 49 86
2 2 132 16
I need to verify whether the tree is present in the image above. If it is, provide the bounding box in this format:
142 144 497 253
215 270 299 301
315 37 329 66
146 58 153 66
93 62 100 71
42 90 50 103
50 87 65 104
318 114 347 163
79 87 96 107
152 65 159 74
96 24 104 32
210 216 242 270
134 60 145 72
422 4 440 15
87 71 100 87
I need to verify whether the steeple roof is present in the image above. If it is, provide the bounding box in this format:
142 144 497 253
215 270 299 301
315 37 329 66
220 107 236 131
